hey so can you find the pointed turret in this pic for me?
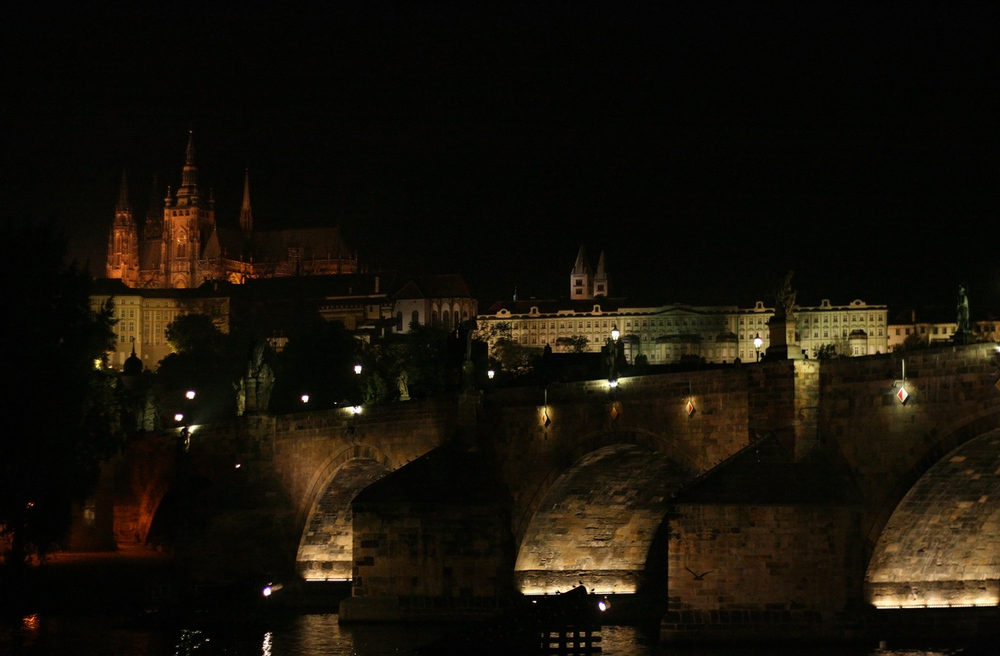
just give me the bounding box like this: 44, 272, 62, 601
594, 250, 609, 297
115, 169, 131, 214
176, 130, 199, 204
107, 169, 139, 286
570, 245, 592, 299
239, 169, 254, 233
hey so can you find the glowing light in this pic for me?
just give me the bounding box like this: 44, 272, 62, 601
487, 369, 495, 380
21, 614, 39, 632
235, 463, 241, 469
598, 599, 610, 612
354, 364, 362, 375
611, 326, 620, 341
185, 390, 196, 400
262, 582, 283, 597
352, 405, 362, 415
608, 380, 618, 388
174, 413, 184, 422
686, 399, 696, 416
896, 386, 908, 404
301, 394, 310, 403
262, 631, 273, 656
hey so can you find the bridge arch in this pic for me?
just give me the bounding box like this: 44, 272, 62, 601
513, 428, 701, 547
513, 432, 697, 596
862, 406, 1000, 555
865, 426, 1000, 609
295, 444, 395, 580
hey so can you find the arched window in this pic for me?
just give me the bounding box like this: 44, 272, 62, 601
443, 309, 451, 330
396, 312, 403, 331
411, 310, 419, 328
432, 310, 438, 325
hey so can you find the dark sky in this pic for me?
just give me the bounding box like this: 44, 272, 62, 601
3, 4, 998, 316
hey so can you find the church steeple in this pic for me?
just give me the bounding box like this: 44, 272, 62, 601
176, 130, 199, 205
239, 169, 253, 233
115, 169, 131, 214
570, 245, 592, 299
106, 169, 139, 286
593, 250, 609, 297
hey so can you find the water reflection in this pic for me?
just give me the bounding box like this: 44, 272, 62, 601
0, 613, 985, 656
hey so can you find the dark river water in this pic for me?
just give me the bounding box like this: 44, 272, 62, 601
0, 612, 984, 656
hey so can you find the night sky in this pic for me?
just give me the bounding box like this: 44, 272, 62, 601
4, 5, 997, 316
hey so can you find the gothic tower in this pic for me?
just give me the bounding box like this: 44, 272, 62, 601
239, 169, 253, 234
593, 250, 609, 297
162, 132, 216, 288
570, 245, 592, 300
106, 170, 139, 286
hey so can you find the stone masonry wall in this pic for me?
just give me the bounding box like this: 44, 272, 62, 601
664, 503, 862, 640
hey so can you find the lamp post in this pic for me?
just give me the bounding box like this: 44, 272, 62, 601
608, 325, 620, 386
754, 333, 762, 362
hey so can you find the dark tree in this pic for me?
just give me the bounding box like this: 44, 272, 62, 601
154, 313, 239, 423
270, 316, 360, 411
0, 223, 119, 572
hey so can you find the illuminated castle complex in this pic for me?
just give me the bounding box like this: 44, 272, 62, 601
106, 133, 356, 289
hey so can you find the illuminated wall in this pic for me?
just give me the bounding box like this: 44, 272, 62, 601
866, 427, 1000, 609
514, 444, 690, 595
296, 458, 388, 581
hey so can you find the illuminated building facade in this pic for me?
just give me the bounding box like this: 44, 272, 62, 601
91, 279, 231, 369
477, 248, 889, 364
105, 133, 356, 289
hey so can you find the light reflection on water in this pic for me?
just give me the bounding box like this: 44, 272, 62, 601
0, 613, 977, 656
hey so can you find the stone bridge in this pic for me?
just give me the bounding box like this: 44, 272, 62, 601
89, 342, 1000, 639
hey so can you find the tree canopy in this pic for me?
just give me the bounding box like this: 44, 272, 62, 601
0, 223, 119, 571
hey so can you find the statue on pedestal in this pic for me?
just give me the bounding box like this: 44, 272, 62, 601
241, 340, 274, 414
774, 270, 797, 319
955, 284, 972, 344
397, 369, 410, 401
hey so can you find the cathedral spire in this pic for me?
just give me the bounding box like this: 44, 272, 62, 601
176, 130, 199, 204
239, 169, 253, 233
594, 250, 609, 297
116, 169, 130, 214
570, 245, 592, 299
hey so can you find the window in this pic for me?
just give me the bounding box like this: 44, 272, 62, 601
412, 310, 420, 326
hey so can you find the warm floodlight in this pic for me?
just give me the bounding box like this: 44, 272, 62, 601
185, 390, 196, 400
352, 405, 362, 415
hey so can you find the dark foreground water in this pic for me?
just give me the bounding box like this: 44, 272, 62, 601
0, 613, 986, 656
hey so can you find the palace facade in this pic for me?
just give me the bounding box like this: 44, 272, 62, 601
477, 247, 889, 364
105, 133, 356, 289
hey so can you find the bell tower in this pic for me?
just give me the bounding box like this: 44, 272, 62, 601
106, 170, 139, 286
570, 245, 592, 300
162, 131, 215, 288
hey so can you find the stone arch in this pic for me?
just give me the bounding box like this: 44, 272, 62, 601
513, 434, 698, 596
862, 406, 1000, 555
294, 444, 395, 580
865, 427, 1000, 608
512, 428, 700, 546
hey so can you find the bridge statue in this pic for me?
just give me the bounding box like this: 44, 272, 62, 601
955, 283, 972, 344
239, 340, 274, 415
773, 270, 796, 319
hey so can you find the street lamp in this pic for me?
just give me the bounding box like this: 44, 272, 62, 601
753, 333, 762, 362
300, 394, 310, 404
487, 369, 495, 380
608, 325, 621, 385
354, 364, 363, 375
185, 390, 196, 400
